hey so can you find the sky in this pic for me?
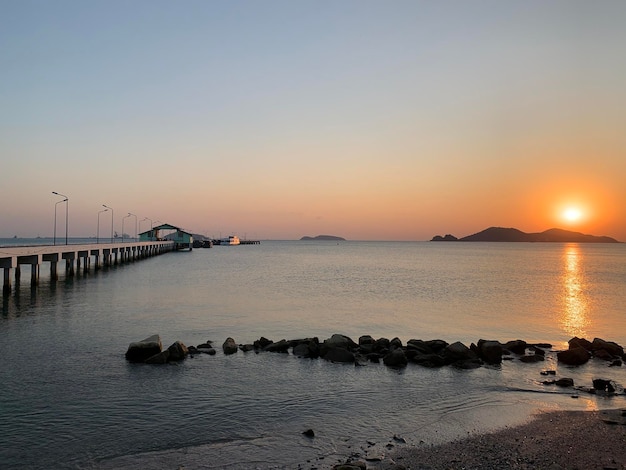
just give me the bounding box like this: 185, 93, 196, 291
1, 1, 625, 241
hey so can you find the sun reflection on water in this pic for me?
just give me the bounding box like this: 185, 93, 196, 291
560, 244, 590, 339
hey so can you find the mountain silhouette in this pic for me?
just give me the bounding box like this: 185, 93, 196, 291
431, 227, 619, 243
300, 235, 346, 241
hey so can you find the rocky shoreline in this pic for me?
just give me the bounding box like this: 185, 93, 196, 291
124, 334, 626, 469
125, 333, 626, 395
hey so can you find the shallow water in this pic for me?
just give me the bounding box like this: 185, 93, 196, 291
1, 241, 626, 469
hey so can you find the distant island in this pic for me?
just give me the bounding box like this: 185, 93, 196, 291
431, 227, 620, 243
300, 235, 346, 241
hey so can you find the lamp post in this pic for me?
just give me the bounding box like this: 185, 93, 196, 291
52, 192, 68, 245
140, 217, 153, 240
128, 213, 137, 241
122, 213, 131, 243
53, 195, 66, 246
97, 208, 108, 244
103, 205, 113, 242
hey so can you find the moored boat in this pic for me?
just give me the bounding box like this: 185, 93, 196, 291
220, 235, 240, 246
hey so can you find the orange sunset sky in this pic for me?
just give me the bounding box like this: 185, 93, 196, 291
1, 1, 625, 241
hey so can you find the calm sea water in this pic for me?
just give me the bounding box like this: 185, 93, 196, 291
1, 240, 626, 469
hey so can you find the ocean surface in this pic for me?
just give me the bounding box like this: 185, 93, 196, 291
1, 239, 626, 469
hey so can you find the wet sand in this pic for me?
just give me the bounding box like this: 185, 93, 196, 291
389, 409, 626, 470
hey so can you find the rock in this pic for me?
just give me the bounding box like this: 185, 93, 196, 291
292, 343, 308, 357
239, 343, 254, 352
593, 348, 614, 361
145, 349, 170, 364
359, 335, 376, 346
321, 334, 358, 357
504, 339, 527, 355
323, 346, 355, 363
425, 339, 449, 353
325, 334, 358, 350
454, 359, 482, 369
222, 337, 238, 355
197, 345, 216, 355
444, 341, 477, 365
477, 340, 503, 364
404, 348, 420, 361
568, 337, 592, 351
593, 378, 616, 393
302, 428, 315, 438
289, 336, 319, 347
411, 353, 445, 368
541, 370, 557, 375
293, 340, 320, 358
591, 338, 624, 357
125, 334, 163, 363
375, 337, 391, 352
253, 337, 273, 350
383, 348, 408, 368
555, 378, 574, 387
557, 346, 590, 365
389, 337, 403, 350
610, 359, 623, 367
406, 339, 434, 354
264, 339, 290, 353
545, 377, 574, 387
167, 341, 188, 361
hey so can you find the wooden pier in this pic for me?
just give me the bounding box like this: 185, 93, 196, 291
0, 241, 175, 294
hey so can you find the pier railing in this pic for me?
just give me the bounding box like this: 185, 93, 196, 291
1, 241, 175, 294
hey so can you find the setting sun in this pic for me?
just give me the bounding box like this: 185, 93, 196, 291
563, 207, 583, 222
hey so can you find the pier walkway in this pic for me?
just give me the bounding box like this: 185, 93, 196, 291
1, 241, 174, 294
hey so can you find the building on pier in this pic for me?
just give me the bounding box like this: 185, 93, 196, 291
139, 223, 193, 251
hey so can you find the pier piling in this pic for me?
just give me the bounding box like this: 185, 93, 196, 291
1, 241, 175, 295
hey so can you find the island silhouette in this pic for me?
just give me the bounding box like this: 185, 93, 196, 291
300, 235, 346, 241
431, 227, 620, 243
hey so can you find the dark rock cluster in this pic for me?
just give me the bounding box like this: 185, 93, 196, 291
557, 336, 624, 366
125, 333, 625, 373
124, 335, 189, 364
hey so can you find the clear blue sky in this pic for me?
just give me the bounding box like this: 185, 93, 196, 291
2, 1, 625, 240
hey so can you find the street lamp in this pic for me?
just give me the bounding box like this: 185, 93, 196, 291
103, 205, 113, 242
52, 192, 68, 245
97, 208, 108, 244
122, 213, 131, 243
52, 195, 66, 246
140, 217, 153, 240
128, 213, 137, 241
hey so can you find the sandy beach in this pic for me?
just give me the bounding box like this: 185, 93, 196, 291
385, 409, 626, 470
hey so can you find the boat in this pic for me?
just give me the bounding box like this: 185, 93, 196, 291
220, 235, 240, 246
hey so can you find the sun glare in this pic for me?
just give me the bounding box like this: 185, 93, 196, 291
563, 207, 583, 223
